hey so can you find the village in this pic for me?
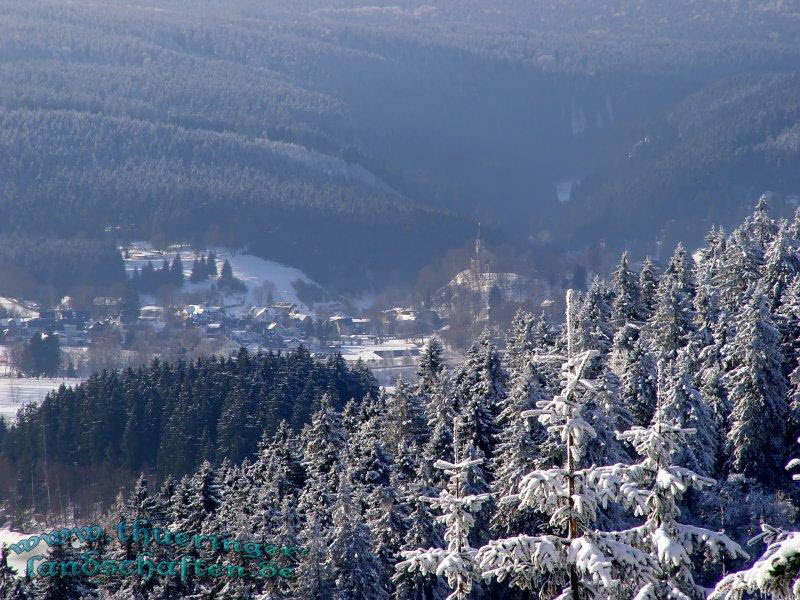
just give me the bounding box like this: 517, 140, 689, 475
0, 233, 571, 405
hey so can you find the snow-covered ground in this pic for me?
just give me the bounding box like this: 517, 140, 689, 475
125, 243, 327, 313
0, 296, 38, 319
0, 528, 43, 575
0, 378, 83, 423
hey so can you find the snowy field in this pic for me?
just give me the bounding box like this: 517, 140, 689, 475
0, 296, 38, 319
0, 528, 43, 575
125, 243, 324, 313
0, 378, 83, 423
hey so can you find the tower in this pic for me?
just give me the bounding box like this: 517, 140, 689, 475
471, 222, 484, 275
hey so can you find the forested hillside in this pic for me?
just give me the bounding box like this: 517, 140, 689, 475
0, 347, 377, 515
4, 1, 800, 288
4, 202, 800, 597
0, 236, 125, 304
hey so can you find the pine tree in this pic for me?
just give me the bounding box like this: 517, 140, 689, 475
32, 543, 94, 600
611, 323, 658, 426
504, 310, 535, 375
221, 258, 234, 281
476, 292, 656, 599
611, 251, 641, 327
190, 256, 205, 283
206, 250, 218, 278
170, 254, 184, 285
745, 194, 777, 252
295, 509, 333, 600
662, 243, 696, 299
759, 222, 800, 310
328, 469, 388, 600
718, 228, 763, 317
396, 430, 492, 600
451, 331, 507, 462
392, 460, 447, 600
385, 378, 429, 454
648, 266, 695, 363
450, 333, 507, 543
0, 544, 31, 599
638, 256, 660, 321
573, 278, 614, 356
655, 350, 717, 476
617, 417, 746, 599
491, 359, 548, 535
298, 394, 346, 524
710, 437, 800, 599
724, 294, 789, 484
367, 475, 409, 597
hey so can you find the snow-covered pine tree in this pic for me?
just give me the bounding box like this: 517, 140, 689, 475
32, 542, 96, 600
777, 276, 800, 380
505, 309, 536, 376
639, 257, 660, 322
655, 350, 717, 476
724, 293, 789, 484
417, 337, 447, 402
451, 332, 506, 543
345, 405, 393, 498
616, 417, 746, 599
573, 278, 614, 357
611, 251, 642, 327
610, 324, 657, 427
294, 509, 333, 600
395, 425, 493, 600
745, 194, 778, 253
393, 458, 448, 600
717, 228, 763, 318
327, 468, 388, 600
492, 359, 550, 535
451, 331, 506, 463
368, 473, 411, 598
0, 544, 31, 600
298, 393, 346, 524
662, 243, 696, 300
385, 378, 429, 455
759, 221, 800, 311
246, 421, 303, 538
647, 257, 696, 363
476, 291, 655, 599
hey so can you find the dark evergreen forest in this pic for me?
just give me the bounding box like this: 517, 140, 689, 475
0, 347, 377, 516
0, 236, 125, 304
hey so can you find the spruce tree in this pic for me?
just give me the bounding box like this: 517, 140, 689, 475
476, 292, 655, 598
327, 469, 388, 600
298, 394, 346, 524
610, 324, 657, 426
170, 254, 184, 285
416, 337, 447, 402
638, 256, 660, 321
611, 251, 641, 327
491, 359, 548, 535
654, 350, 717, 476
396, 431, 492, 600
617, 418, 746, 599
724, 294, 789, 484
648, 266, 695, 363
0, 544, 31, 600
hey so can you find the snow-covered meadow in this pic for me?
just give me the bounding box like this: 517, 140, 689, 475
124, 243, 326, 313
0, 528, 42, 575
0, 378, 83, 423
